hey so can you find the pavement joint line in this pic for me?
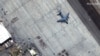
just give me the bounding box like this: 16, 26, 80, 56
22, 5, 58, 56
3, 0, 32, 16
41, 14, 65, 50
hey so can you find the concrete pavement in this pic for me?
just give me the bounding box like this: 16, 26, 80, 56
0, 0, 100, 56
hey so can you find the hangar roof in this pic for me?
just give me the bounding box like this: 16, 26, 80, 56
0, 22, 11, 44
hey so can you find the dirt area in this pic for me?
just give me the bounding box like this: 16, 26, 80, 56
79, 0, 100, 30
8, 44, 22, 56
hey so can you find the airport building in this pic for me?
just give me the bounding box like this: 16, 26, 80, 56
0, 22, 14, 48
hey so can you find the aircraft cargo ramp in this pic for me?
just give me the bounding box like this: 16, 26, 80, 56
0, 0, 100, 56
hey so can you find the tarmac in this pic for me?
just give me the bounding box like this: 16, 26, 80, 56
72, 0, 100, 44
0, 0, 100, 56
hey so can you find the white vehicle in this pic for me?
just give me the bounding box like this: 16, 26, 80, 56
27, 43, 42, 56
28, 48, 38, 56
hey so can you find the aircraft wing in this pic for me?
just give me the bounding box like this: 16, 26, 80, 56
65, 13, 69, 20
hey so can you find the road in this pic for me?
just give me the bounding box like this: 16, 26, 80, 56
68, 0, 100, 45
0, 0, 100, 56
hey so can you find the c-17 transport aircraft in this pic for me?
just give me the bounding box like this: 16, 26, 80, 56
57, 10, 69, 24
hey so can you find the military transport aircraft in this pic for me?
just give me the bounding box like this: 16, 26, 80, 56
57, 10, 69, 24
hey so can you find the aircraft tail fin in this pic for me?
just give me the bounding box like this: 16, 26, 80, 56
57, 20, 62, 22
65, 21, 68, 24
